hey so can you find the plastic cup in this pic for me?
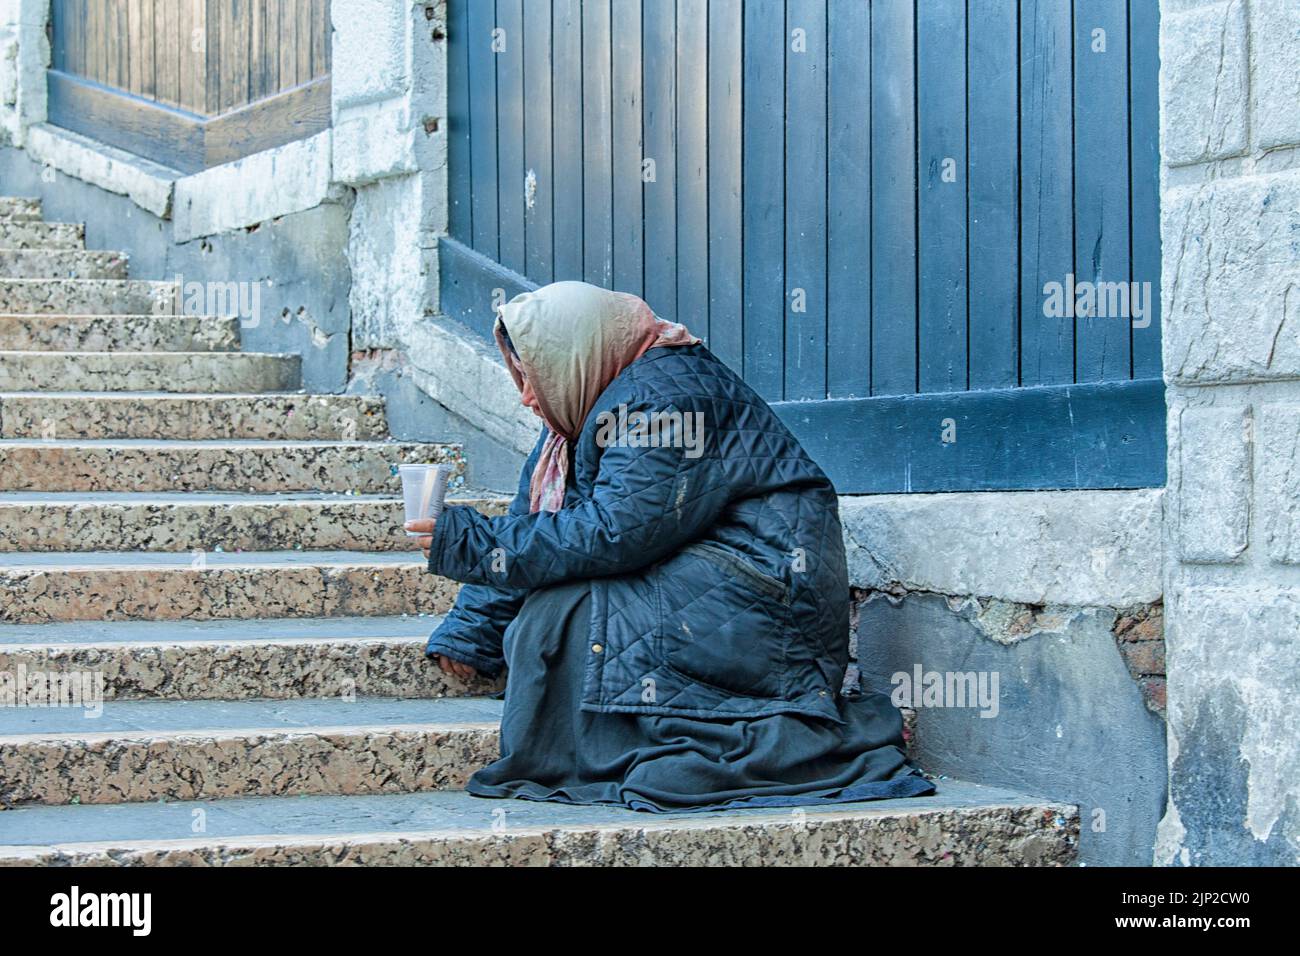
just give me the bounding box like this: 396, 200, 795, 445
399, 463, 451, 537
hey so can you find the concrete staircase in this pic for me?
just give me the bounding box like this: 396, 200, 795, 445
0, 196, 1079, 866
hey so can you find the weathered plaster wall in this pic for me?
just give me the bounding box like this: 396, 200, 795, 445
843, 491, 1168, 867
1156, 0, 1300, 865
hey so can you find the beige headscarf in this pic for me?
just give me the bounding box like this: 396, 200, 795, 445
494, 281, 700, 512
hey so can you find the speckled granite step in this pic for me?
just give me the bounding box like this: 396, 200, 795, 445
0, 314, 239, 351
0, 197, 41, 221
0, 616, 504, 701
0, 439, 460, 492
0, 249, 128, 279
0, 551, 461, 623
0, 350, 299, 392
0, 391, 387, 439
0, 221, 85, 249
0, 278, 175, 314
0, 490, 502, 553
0, 697, 504, 807
0, 491, 415, 552
0, 780, 1079, 866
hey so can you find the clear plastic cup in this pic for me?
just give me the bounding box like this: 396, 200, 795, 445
399, 463, 451, 536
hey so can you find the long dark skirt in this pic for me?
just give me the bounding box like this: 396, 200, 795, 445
466, 579, 936, 812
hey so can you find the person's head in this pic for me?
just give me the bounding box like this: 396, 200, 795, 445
493, 281, 697, 440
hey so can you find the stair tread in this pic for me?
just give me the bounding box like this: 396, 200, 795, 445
0, 438, 433, 447
0, 694, 502, 738
0, 491, 403, 503
0, 549, 426, 568
0, 349, 293, 357
0, 778, 1057, 848
0, 614, 440, 646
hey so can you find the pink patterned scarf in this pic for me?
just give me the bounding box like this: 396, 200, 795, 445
494, 281, 700, 513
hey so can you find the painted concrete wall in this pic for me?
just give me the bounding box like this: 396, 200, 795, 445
1157, 0, 1300, 865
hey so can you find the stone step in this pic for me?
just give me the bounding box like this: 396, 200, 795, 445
0, 314, 239, 351
0, 249, 128, 280
0, 490, 501, 553
0, 491, 410, 552
0, 221, 86, 250
0, 278, 174, 314
0, 391, 388, 440
0, 551, 461, 623
0, 696, 504, 807
0, 616, 505, 701
0, 197, 41, 221
0, 350, 299, 392
0, 439, 458, 492
0, 780, 1079, 866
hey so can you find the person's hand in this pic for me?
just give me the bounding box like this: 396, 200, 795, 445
435, 654, 477, 681
406, 518, 436, 559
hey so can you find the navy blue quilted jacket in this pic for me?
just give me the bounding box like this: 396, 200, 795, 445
425, 343, 850, 724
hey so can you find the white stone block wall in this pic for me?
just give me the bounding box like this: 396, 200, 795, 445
1157, 0, 1300, 865
0, 0, 47, 147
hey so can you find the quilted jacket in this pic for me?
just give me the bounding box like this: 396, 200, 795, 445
424, 342, 850, 724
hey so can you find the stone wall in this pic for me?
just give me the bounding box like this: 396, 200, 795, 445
0, 0, 46, 148
843, 491, 1169, 867
1156, 0, 1300, 865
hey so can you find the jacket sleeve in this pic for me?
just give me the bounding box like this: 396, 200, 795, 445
426, 397, 731, 590
423, 426, 547, 677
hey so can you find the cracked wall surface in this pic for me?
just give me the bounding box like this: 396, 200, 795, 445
842, 490, 1168, 867
1157, 0, 1300, 866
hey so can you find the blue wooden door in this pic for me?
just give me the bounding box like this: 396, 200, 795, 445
441, 0, 1164, 493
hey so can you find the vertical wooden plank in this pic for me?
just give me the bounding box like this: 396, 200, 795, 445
968, 0, 1020, 390
676, 0, 708, 333
296, 0, 312, 85
86, 1, 101, 85
742, 0, 785, 400
447, 0, 474, 244
153, 0, 177, 108
204, 0, 221, 115
707, 0, 742, 371
249, 0, 264, 100
784, 0, 827, 400
222, 0, 251, 113
1074, 0, 1131, 382
262, 0, 281, 96
827, 0, 871, 398
127, 0, 142, 94
179, 0, 207, 114
468, 0, 500, 260
312, 0, 328, 78
524, 0, 555, 283
103, 0, 123, 90
50, 0, 67, 72
582, 0, 613, 288
550, 0, 583, 280
497, 0, 527, 275
279, 0, 299, 99
138, 0, 155, 99
917, 0, 968, 393
641, 0, 676, 317
1019, 0, 1074, 386
870, 0, 917, 396
1130, 0, 1162, 379
610, 0, 642, 296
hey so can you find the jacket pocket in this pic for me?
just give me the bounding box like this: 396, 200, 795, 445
654, 542, 791, 698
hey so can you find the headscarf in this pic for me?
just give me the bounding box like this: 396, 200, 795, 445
494, 281, 700, 512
